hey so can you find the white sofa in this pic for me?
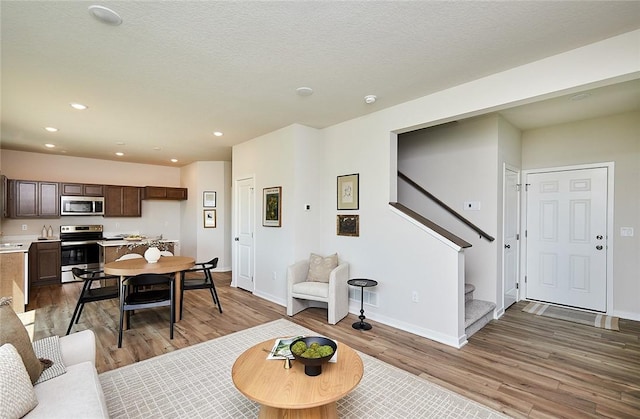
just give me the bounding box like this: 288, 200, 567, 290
26, 330, 109, 419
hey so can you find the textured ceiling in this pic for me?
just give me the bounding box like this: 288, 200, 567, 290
1, 1, 639, 166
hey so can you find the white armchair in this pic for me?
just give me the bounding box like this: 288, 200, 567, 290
287, 258, 349, 325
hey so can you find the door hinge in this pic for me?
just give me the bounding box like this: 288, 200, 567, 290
524, 276, 527, 283
525, 230, 527, 238
516, 233, 520, 240
516, 183, 521, 192
516, 283, 519, 289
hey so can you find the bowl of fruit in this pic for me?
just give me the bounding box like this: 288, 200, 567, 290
289, 336, 337, 376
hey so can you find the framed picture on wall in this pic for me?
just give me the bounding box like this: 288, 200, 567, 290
203, 191, 217, 207
204, 209, 216, 228
263, 186, 282, 227
337, 173, 359, 210
337, 214, 359, 236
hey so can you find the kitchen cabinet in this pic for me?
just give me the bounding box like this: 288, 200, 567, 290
142, 186, 188, 200
104, 185, 142, 217
0, 252, 26, 312
61, 183, 104, 197
29, 241, 61, 286
8, 179, 59, 218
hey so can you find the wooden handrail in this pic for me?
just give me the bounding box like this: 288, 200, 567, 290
397, 171, 495, 242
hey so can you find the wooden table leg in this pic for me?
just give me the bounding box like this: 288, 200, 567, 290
258, 402, 337, 419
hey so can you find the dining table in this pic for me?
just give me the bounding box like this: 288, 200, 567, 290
103, 255, 195, 323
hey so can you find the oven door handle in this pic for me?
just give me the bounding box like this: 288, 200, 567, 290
61, 240, 100, 246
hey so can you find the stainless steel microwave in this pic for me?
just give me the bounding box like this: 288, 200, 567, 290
60, 196, 105, 216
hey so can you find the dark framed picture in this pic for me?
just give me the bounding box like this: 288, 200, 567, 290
204, 209, 216, 228
263, 186, 282, 227
337, 214, 359, 237
337, 173, 359, 210
203, 191, 217, 207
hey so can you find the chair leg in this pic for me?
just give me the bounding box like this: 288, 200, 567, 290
170, 283, 175, 340
75, 304, 85, 324
179, 272, 184, 320
118, 310, 124, 348
66, 302, 83, 335
205, 268, 222, 314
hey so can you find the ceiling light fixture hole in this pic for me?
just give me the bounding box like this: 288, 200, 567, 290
88, 5, 123, 26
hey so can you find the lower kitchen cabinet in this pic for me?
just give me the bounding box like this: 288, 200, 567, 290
29, 241, 61, 286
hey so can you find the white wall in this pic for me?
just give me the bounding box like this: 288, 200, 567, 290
397, 115, 500, 304
180, 161, 232, 269
232, 30, 640, 346
522, 111, 640, 320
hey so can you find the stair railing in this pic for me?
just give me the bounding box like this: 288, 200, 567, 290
397, 171, 495, 242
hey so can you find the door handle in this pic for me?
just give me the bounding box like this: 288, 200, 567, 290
234, 237, 239, 241
504, 244, 511, 249
596, 245, 603, 250
596, 235, 603, 240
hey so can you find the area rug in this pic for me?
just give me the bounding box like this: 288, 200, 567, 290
523, 302, 619, 331
99, 319, 506, 418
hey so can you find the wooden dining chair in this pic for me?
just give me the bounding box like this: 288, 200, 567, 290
180, 257, 221, 319
118, 273, 175, 348
66, 267, 120, 335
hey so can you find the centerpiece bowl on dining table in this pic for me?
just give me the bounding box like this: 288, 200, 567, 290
289, 336, 337, 376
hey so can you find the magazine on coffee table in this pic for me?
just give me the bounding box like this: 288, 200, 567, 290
267, 336, 337, 362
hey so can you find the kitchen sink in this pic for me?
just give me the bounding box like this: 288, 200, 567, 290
0, 243, 24, 249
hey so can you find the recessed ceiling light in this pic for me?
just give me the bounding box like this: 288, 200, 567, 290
115, 152, 124, 156
296, 87, 313, 96
88, 5, 123, 26
170, 159, 178, 163
213, 131, 223, 137
70, 103, 88, 110
44, 143, 56, 148
364, 95, 377, 104
153, 147, 161, 151
116, 141, 125, 146
44, 127, 58, 132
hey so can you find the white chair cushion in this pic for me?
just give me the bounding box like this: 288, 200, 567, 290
292, 281, 329, 299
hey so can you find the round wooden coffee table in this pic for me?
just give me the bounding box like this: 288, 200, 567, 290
232, 339, 363, 419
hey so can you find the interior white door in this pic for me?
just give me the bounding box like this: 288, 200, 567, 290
234, 177, 255, 292
525, 167, 608, 312
503, 166, 520, 309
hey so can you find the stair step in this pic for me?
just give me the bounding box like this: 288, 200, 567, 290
465, 299, 496, 338
464, 283, 475, 302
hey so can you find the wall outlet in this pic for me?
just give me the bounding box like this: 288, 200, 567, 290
412, 291, 419, 303
21, 224, 27, 231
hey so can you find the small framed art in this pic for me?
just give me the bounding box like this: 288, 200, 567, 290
203, 191, 217, 207
204, 209, 216, 228
337, 214, 359, 237
263, 186, 282, 227
337, 173, 359, 210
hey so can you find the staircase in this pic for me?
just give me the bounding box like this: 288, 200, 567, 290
464, 284, 495, 338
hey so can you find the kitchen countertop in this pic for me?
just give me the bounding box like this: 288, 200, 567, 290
0, 236, 60, 254
99, 239, 178, 247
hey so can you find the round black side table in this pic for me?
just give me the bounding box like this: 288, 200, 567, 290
347, 279, 378, 330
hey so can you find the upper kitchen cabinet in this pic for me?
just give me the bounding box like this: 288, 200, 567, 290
7, 179, 59, 218
142, 186, 188, 200
104, 185, 142, 217
60, 182, 104, 197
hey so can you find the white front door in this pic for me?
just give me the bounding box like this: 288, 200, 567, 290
503, 166, 520, 309
234, 177, 255, 292
525, 167, 608, 312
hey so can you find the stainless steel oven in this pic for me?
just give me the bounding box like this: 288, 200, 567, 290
60, 225, 104, 283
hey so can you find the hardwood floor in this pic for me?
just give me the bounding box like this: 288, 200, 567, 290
27, 273, 640, 418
